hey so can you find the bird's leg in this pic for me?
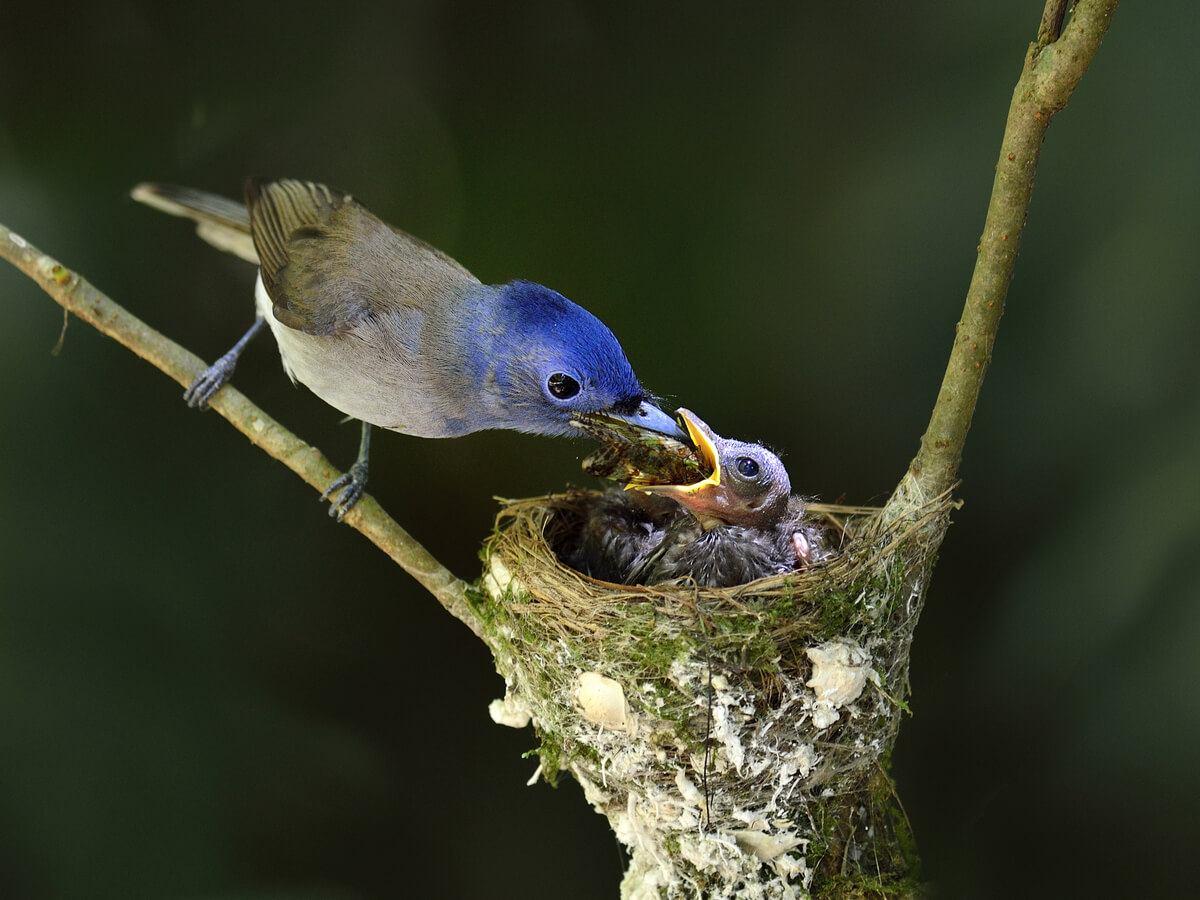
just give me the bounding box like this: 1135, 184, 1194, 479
322, 421, 371, 521
184, 317, 266, 408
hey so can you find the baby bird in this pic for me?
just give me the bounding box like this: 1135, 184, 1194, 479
634, 409, 791, 529
133, 178, 683, 518
630, 495, 818, 587
568, 409, 822, 587
564, 488, 680, 584
629, 409, 816, 586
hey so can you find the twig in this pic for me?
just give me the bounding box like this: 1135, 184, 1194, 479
0, 222, 482, 639
1038, 0, 1070, 47
900, 0, 1120, 509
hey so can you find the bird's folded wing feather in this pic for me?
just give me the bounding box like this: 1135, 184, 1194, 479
245, 178, 481, 337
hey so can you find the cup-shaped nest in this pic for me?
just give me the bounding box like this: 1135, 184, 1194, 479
476, 487, 954, 896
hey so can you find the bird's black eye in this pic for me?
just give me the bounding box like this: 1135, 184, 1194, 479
736, 457, 760, 478
547, 372, 581, 400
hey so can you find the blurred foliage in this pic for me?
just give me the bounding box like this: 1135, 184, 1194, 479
1, 2, 1196, 898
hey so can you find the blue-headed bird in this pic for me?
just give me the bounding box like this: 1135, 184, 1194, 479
132, 178, 683, 518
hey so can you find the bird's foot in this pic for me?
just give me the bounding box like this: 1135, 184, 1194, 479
184, 318, 266, 409
791, 527, 831, 569
184, 352, 238, 409
792, 530, 813, 567
322, 460, 369, 521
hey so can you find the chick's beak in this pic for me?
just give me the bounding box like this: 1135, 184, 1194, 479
606, 400, 690, 442
635, 409, 733, 528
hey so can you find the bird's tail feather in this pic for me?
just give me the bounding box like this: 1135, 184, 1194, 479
131, 183, 259, 264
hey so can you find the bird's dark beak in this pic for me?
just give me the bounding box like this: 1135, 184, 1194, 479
605, 400, 690, 442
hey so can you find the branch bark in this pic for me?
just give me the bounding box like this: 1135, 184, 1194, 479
900, 0, 1120, 508
0, 222, 481, 640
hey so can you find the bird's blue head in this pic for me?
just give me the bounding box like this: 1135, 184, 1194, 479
479, 281, 683, 439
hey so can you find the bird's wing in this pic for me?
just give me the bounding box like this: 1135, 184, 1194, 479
246, 178, 480, 336
130, 183, 258, 263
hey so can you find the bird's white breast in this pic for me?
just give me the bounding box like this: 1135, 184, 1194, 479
253, 273, 459, 436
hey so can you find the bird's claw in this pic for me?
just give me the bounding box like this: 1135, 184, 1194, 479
792, 530, 812, 567
184, 352, 238, 409
322, 462, 369, 521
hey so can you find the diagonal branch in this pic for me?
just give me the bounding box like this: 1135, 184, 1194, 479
0, 222, 481, 639
895, 0, 1120, 512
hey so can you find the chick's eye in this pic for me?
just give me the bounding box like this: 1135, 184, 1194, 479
736, 457, 760, 478
547, 372, 581, 400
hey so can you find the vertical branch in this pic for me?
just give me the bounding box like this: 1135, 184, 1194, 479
898, 0, 1120, 510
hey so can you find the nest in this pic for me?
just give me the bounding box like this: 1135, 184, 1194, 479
478, 486, 956, 898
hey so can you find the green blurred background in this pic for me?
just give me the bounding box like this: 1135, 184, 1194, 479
2, 2, 1197, 897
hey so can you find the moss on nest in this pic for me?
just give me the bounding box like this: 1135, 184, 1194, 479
476, 487, 955, 898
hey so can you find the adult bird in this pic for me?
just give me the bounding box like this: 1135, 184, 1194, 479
132, 178, 684, 518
